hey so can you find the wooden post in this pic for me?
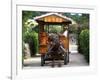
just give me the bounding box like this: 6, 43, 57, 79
37, 21, 45, 55
48, 24, 49, 33
67, 24, 70, 62
38, 21, 44, 32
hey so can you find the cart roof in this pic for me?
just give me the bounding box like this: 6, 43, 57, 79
34, 13, 76, 24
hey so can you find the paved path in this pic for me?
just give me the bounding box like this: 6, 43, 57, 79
23, 52, 88, 69
23, 44, 88, 68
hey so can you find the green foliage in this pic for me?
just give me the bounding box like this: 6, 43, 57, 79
69, 24, 78, 34
63, 12, 89, 41
22, 11, 41, 56
22, 11, 44, 33
23, 31, 38, 56
79, 29, 89, 63
63, 13, 89, 25
47, 25, 63, 33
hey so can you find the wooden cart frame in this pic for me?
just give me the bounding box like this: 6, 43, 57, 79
34, 13, 72, 66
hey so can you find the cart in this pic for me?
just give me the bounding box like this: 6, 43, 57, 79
34, 13, 72, 66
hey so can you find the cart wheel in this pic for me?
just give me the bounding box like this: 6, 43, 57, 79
67, 52, 69, 63
41, 55, 45, 66
64, 53, 67, 65
51, 60, 55, 67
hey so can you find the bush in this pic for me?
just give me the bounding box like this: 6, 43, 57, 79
79, 29, 89, 63
23, 31, 38, 56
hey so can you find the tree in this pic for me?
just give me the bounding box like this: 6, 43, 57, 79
79, 29, 89, 63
